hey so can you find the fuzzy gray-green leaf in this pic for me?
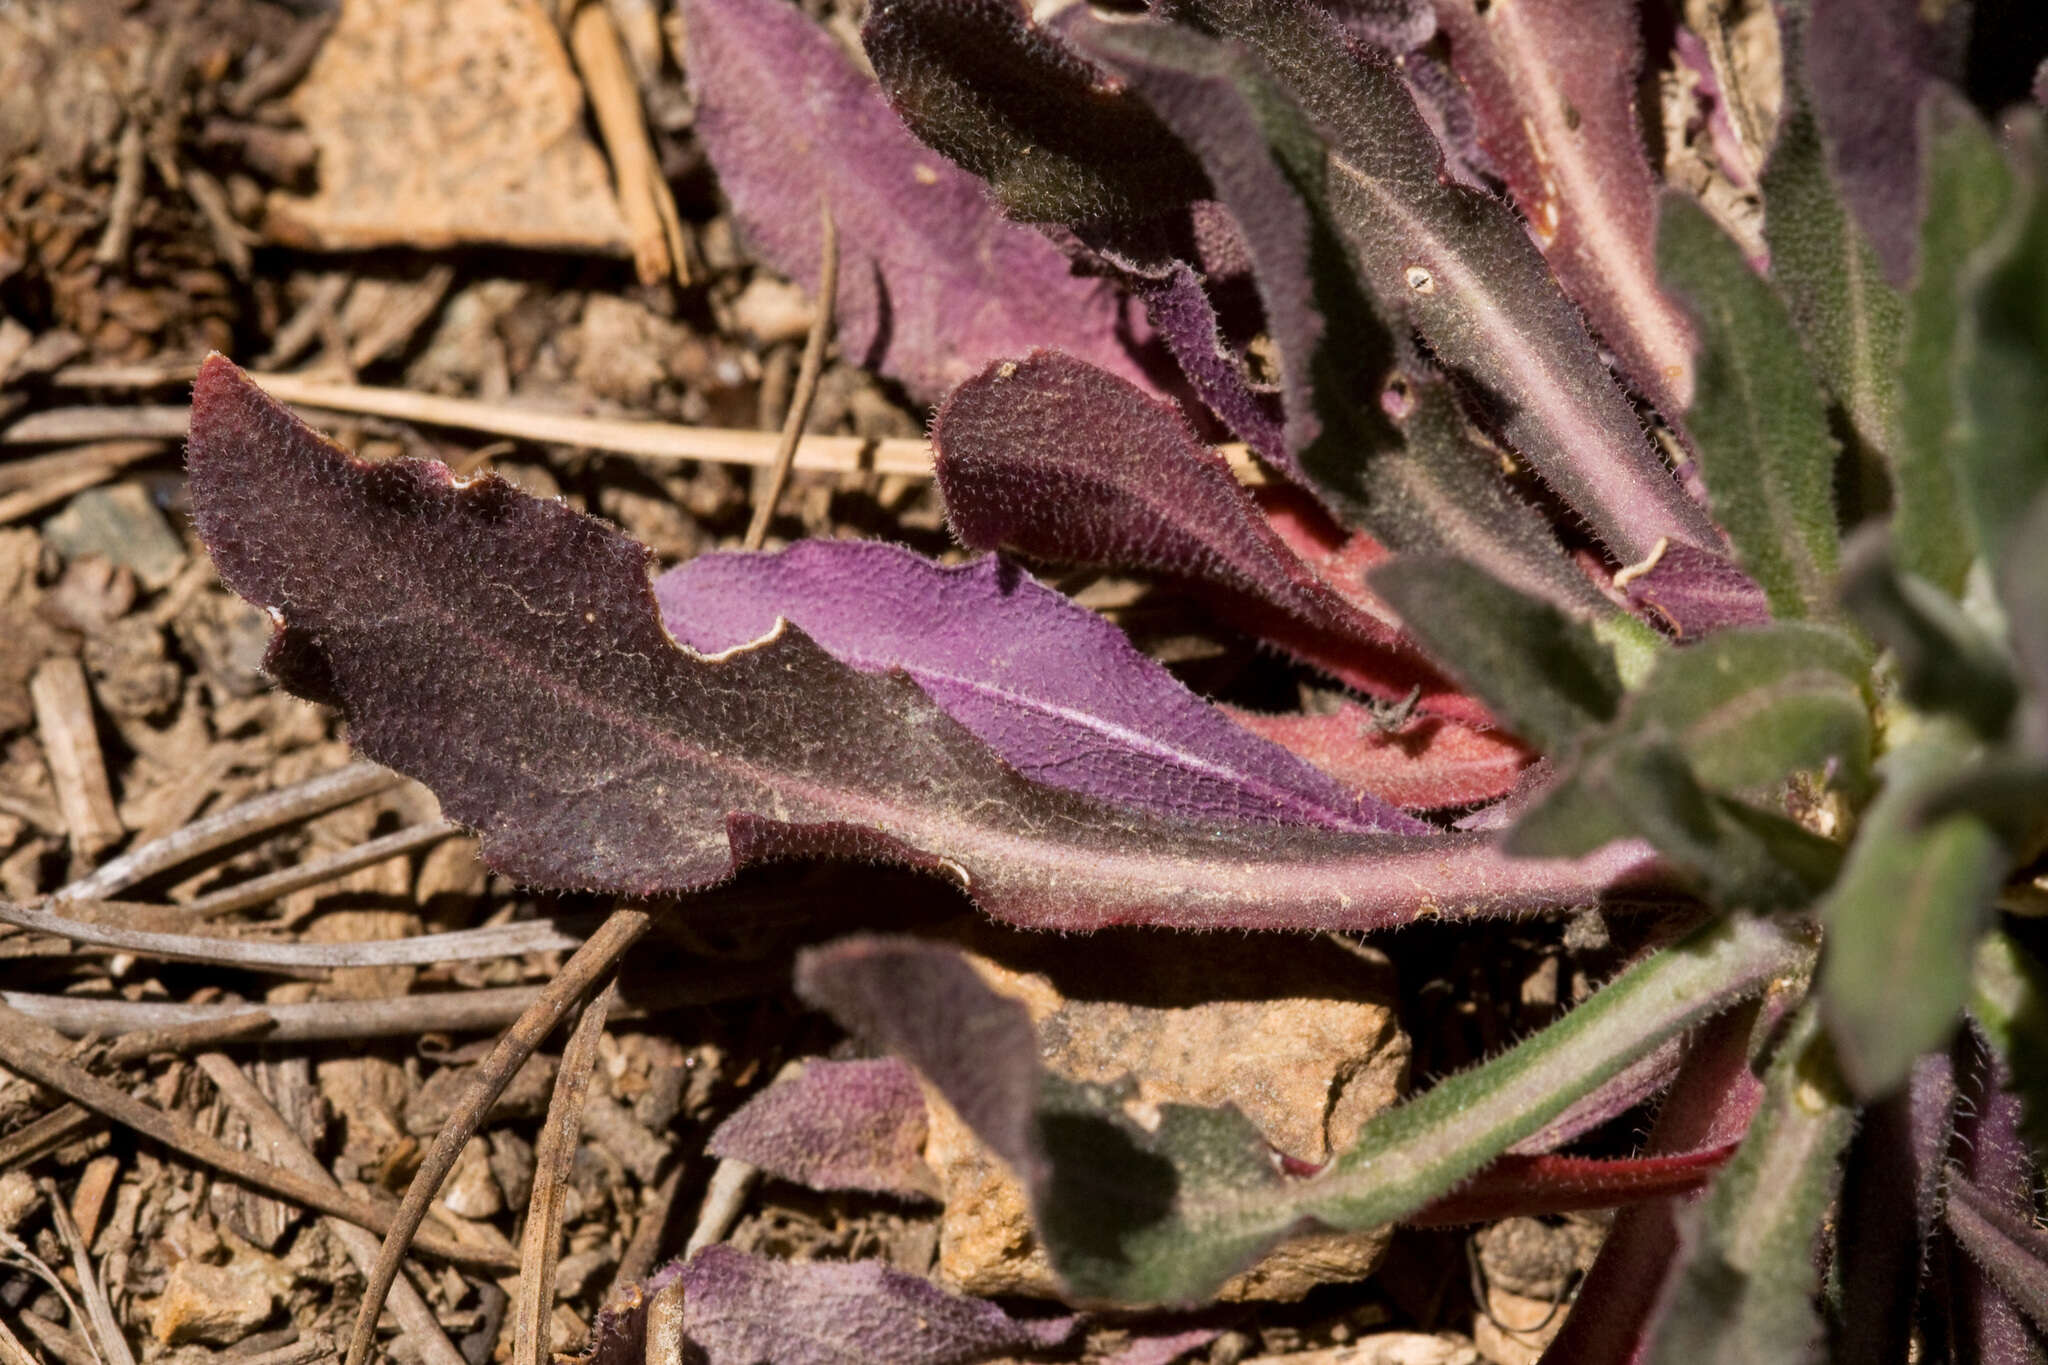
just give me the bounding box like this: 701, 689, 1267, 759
1820, 728, 2007, 1099
1658, 193, 1841, 618
1763, 0, 1906, 493
1644, 1009, 1856, 1365
1952, 111, 2048, 578
1369, 555, 1621, 752
1896, 94, 2014, 593
1970, 931, 2048, 1153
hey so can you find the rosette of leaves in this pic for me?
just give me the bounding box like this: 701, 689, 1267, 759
184, 0, 2048, 1360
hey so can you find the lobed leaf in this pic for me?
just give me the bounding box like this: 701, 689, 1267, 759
799, 915, 1806, 1305
680, 1244, 1079, 1364
680, 0, 1147, 405
655, 539, 1427, 832
1433, 0, 1696, 415
1642, 1009, 1857, 1365
1657, 192, 1841, 619
705, 1057, 939, 1201
859, 0, 1209, 226
188, 357, 1660, 932
1895, 96, 2014, 592
1163, 0, 1725, 567
1762, 0, 1907, 485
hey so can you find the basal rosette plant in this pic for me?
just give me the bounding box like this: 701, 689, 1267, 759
183, 0, 2048, 1360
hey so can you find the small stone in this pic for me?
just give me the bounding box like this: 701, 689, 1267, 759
149, 1257, 287, 1345
728, 274, 816, 347
1476, 1218, 1578, 1299
438, 1136, 503, 1219
1473, 1286, 1565, 1365
0, 1170, 41, 1232
42, 484, 185, 589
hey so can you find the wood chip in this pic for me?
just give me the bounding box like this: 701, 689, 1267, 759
30, 656, 125, 860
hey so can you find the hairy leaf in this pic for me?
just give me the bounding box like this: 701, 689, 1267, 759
1762, 0, 1907, 483
860, 0, 1209, 225
1370, 555, 1622, 752
1161, 0, 1724, 566
188, 358, 1658, 931
1644, 1010, 1856, 1365
654, 540, 1426, 832
1953, 112, 2048, 579
1947, 1174, 2048, 1337
681, 1245, 1079, 1364
1971, 932, 2048, 1153
705, 1058, 938, 1201
1840, 527, 2018, 740
1896, 97, 2014, 592
1407, 1145, 1734, 1227
931, 351, 1479, 716
1949, 1033, 2048, 1363
799, 916, 1805, 1304
1134, 260, 1287, 465
1805, 0, 1967, 286
1224, 704, 1530, 810
1622, 540, 1775, 639
1434, 0, 1696, 415
680, 0, 1147, 404
2006, 488, 2048, 756
1658, 192, 1841, 618
1540, 1000, 1775, 1364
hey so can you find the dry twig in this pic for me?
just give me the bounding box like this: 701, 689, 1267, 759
44, 1181, 136, 1365
344, 904, 654, 1365
744, 205, 838, 551
565, 0, 691, 286
512, 980, 617, 1365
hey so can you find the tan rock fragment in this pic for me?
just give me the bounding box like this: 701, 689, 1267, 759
1473, 1285, 1567, 1365
922, 930, 1410, 1302
149, 1254, 291, 1345
1246, 1335, 1481, 1365
265, 0, 631, 255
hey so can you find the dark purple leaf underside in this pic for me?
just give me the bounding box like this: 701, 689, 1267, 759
1623, 541, 1774, 639
1537, 1001, 1769, 1365
655, 539, 1425, 832
1103, 1328, 1225, 1365
1135, 261, 1288, 466
1947, 1175, 2048, 1338
190, 358, 1652, 930
1952, 1038, 2048, 1358
1805, 0, 1966, 287
932, 350, 1484, 720
682, 1245, 1079, 1365
705, 1057, 938, 1201
681, 0, 1149, 405
1434, 0, 1696, 416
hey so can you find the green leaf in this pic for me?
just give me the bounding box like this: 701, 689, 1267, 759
1840, 529, 2018, 740
1951, 109, 2048, 575
1645, 1008, 1856, 1365
803, 915, 1810, 1305
1970, 931, 2048, 1155
1762, 0, 1906, 505
1896, 94, 2015, 593
1999, 486, 2048, 752
1369, 555, 1622, 752
1820, 728, 2008, 1099
1658, 193, 1841, 618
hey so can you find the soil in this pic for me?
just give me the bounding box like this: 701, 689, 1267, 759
0, 2, 1685, 1362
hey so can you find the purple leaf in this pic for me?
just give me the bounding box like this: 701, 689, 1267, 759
1805, 0, 1970, 287
681, 0, 1150, 405
706, 1058, 938, 1201
1946, 1174, 2048, 1338
1408, 1144, 1734, 1227
1509, 1034, 1686, 1156
1951, 1033, 2048, 1360
1134, 260, 1287, 467
1621, 541, 1773, 639
931, 350, 1487, 721
682, 1245, 1079, 1365
188, 356, 1657, 931
1103, 1328, 1224, 1365
655, 539, 1426, 832
859, 0, 1209, 225
1433, 0, 1697, 416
